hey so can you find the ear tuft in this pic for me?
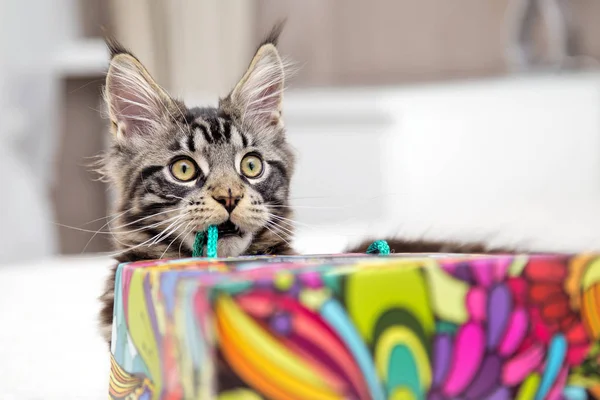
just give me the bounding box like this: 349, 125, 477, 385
104, 36, 131, 59
259, 19, 286, 48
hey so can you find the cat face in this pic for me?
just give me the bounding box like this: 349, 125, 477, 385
101, 25, 295, 259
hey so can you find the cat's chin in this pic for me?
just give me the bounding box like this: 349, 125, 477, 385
216, 232, 253, 258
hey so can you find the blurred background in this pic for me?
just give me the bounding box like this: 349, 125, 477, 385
1, 0, 600, 398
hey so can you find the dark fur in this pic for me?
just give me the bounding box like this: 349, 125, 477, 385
346, 238, 517, 254
99, 24, 296, 344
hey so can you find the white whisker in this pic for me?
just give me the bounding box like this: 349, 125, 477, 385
103, 222, 182, 258
151, 215, 186, 245
267, 213, 301, 226
110, 214, 185, 235
161, 221, 190, 259
164, 194, 191, 203
108, 206, 187, 230
266, 219, 295, 237
79, 209, 129, 226
264, 223, 292, 247
179, 220, 196, 258
81, 211, 126, 253
267, 204, 344, 210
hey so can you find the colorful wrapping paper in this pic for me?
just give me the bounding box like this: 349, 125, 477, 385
108, 253, 600, 400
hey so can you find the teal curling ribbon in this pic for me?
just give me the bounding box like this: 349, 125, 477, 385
192, 225, 219, 258
193, 228, 388, 258
366, 240, 390, 255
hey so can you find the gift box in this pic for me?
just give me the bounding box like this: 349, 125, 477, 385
108, 253, 600, 399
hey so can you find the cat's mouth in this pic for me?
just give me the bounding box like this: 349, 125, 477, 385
217, 220, 242, 238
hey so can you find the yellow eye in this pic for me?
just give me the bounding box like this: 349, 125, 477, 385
240, 154, 264, 178
170, 158, 198, 182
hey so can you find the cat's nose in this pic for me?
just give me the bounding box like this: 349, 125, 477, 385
213, 188, 242, 213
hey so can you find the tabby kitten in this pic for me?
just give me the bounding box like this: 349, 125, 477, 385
98, 25, 510, 344
99, 25, 296, 342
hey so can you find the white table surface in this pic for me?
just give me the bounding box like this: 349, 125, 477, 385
0, 256, 113, 400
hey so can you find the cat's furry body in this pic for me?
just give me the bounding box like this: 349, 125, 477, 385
98, 24, 512, 345
346, 238, 513, 254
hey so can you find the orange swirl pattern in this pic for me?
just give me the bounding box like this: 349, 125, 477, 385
109, 353, 154, 399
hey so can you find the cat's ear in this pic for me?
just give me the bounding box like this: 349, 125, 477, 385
104, 41, 176, 141
224, 23, 286, 132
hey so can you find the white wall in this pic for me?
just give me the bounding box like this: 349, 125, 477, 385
0, 0, 85, 263
285, 72, 600, 253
